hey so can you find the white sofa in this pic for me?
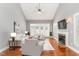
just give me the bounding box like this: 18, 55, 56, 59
21, 39, 43, 56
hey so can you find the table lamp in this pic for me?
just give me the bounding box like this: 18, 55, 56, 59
25, 31, 28, 35
11, 32, 16, 41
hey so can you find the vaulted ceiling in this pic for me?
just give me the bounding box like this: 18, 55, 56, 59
20, 3, 59, 20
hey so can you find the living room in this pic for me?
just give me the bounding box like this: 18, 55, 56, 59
0, 3, 79, 56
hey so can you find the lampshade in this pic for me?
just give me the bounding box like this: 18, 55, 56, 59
25, 31, 28, 34
11, 32, 16, 37
67, 18, 72, 23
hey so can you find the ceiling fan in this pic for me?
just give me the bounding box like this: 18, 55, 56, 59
37, 3, 42, 14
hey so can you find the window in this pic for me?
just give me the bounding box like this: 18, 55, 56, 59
30, 24, 50, 37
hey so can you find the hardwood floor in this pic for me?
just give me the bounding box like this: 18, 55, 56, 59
0, 38, 79, 56
41, 38, 79, 56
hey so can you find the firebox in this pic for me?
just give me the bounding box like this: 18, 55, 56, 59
58, 34, 65, 45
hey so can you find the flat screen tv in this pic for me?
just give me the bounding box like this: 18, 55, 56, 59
58, 19, 67, 29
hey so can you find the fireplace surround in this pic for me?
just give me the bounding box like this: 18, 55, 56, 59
58, 34, 65, 45
58, 32, 68, 47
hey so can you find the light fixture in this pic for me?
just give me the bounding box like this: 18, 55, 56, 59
11, 32, 16, 38
25, 31, 28, 35
37, 3, 42, 14
66, 17, 72, 23
11, 32, 16, 42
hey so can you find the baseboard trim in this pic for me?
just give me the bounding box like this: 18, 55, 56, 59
0, 46, 9, 53
68, 46, 79, 53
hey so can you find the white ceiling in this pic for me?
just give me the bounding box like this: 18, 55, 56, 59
20, 3, 59, 20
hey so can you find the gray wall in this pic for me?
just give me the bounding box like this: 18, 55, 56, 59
0, 3, 26, 51
53, 3, 79, 51
26, 20, 53, 33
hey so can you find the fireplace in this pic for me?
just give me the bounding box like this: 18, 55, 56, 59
58, 34, 65, 45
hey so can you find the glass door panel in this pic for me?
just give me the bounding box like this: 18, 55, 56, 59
30, 24, 50, 37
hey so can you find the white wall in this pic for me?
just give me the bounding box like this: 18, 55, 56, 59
53, 22, 58, 41
0, 3, 26, 52
53, 3, 79, 51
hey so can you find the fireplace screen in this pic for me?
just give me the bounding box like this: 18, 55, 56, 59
59, 34, 65, 45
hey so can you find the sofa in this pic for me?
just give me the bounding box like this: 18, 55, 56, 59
21, 39, 43, 56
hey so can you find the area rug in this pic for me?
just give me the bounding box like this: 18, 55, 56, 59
43, 38, 54, 50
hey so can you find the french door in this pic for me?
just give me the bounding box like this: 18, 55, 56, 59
30, 24, 50, 37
